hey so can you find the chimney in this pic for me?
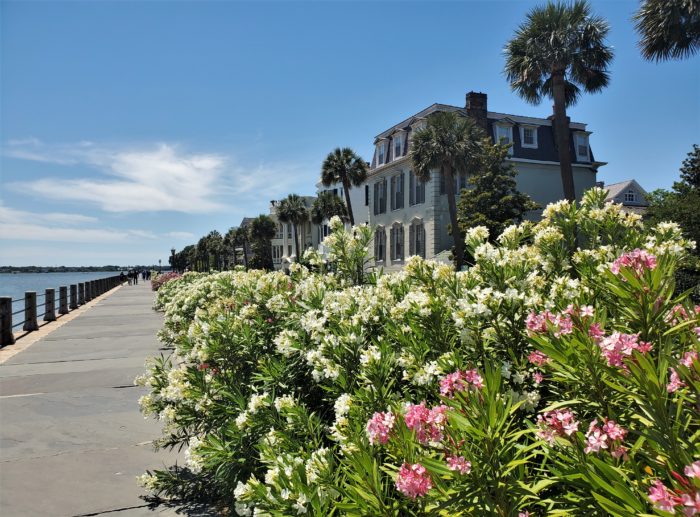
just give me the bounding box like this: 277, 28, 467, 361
466, 91, 488, 131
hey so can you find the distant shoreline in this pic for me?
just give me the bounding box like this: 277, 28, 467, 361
0, 266, 158, 274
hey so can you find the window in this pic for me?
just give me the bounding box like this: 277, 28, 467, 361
377, 142, 386, 166
624, 189, 636, 203
287, 245, 292, 257
275, 223, 283, 240
390, 223, 404, 261
393, 132, 404, 159
409, 171, 425, 205
520, 126, 538, 148
373, 178, 387, 215
365, 185, 369, 206
374, 227, 386, 262
390, 172, 404, 211
575, 133, 590, 162
494, 124, 514, 155
272, 245, 283, 264
409, 220, 426, 258
286, 224, 292, 239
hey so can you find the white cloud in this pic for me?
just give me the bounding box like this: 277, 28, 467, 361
4, 139, 311, 214
165, 231, 196, 239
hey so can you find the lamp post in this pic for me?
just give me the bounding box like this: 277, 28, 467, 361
171, 248, 176, 272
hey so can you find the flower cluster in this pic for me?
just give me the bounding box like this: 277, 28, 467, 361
404, 402, 448, 444
597, 332, 653, 369
439, 369, 484, 397
536, 409, 579, 444
583, 418, 628, 459
610, 248, 657, 278
648, 462, 700, 515
366, 411, 395, 445
395, 463, 433, 499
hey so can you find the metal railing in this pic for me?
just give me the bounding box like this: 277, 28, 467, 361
0, 275, 124, 348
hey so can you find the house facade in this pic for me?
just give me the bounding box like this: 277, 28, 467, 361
268, 196, 320, 270
604, 179, 649, 215
365, 91, 604, 269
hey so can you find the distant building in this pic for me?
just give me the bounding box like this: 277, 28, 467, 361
603, 179, 649, 215
268, 196, 319, 271
364, 90, 604, 269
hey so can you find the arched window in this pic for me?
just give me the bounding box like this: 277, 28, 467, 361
409, 219, 426, 258
374, 226, 386, 263
390, 223, 404, 261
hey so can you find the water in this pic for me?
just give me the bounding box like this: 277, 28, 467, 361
0, 272, 124, 318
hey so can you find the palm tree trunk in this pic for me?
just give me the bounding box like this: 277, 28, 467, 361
342, 178, 355, 226
552, 70, 576, 202
443, 164, 464, 270
293, 223, 300, 261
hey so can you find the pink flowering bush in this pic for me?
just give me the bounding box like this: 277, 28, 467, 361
136, 189, 699, 516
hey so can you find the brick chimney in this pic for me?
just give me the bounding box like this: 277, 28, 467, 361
465, 91, 488, 131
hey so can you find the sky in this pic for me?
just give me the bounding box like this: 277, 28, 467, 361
0, 0, 698, 267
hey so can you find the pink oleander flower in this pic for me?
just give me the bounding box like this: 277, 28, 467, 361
666, 304, 690, 325
528, 350, 550, 367
404, 403, 448, 444
611, 249, 657, 279
580, 305, 594, 318
584, 419, 628, 458
533, 372, 544, 384
536, 409, 579, 444
553, 313, 574, 337
648, 480, 676, 512
685, 461, 700, 479
588, 323, 605, 341
681, 351, 699, 368
366, 411, 395, 445
611, 446, 629, 461
396, 462, 433, 499
679, 492, 700, 515
668, 368, 686, 393
518, 512, 530, 517
439, 369, 483, 397
446, 455, 471, 475
525, 310, 555, 334
584, 427, 608, 454
598, 332, 652, 369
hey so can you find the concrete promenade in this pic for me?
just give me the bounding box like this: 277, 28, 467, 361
0, 282, 197, 516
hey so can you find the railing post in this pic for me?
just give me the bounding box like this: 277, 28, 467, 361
85, 282, 92, 302
69, 284, 78, 310
23, 291, 39, 331
78, 283, 85, 305
44, 288, 56, 322
0, 297, 15, 347
59, 286, 69, 315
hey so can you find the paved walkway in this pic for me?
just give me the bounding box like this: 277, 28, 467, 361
0, 282, 202, 517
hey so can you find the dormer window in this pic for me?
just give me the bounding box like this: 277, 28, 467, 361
624, 189, 636, 203
393, 132, 405, 159
574, 133, 590, 162
520, 125, 538, 149
377, 141, 387, 166
494, 123, 513, 155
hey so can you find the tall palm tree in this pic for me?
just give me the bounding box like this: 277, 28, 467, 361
320, 147, 369, 226
196, 235, 208, 272
410, 111, 484, 270
310, 191, 348, 225
634, 0, 700, 61
224, 227, 239, 269
206, 230, 223, 271
277, 194, 309, 260
504, 0, 613, 201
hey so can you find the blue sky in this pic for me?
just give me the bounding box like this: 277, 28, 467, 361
1, 0, 698, 266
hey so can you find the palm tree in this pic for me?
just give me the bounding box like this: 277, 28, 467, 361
235, 226, 250, 269
320, 147, 369, 226
410, 111, 484, 270
224, 227, 239, 269
248, 215, 277, 270
310, 191, 348, 225
634, 0, 700, 61
504, 0, 613, 201
196, 235, 208, 272
277, 194, 309, 260
206, 230, 223, 271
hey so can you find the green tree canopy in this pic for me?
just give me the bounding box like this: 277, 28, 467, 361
504, 0, 613, 201
277, 194, 309, 261
248, 215, 276, 270
457, 140, 539, 243
310, 191, 348, 225
634, 0, 700, 61
320, 148, 368, 226
410, 111, 484, 270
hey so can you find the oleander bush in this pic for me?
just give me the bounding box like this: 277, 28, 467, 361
137, 188, 700, 516
151, 271, 183, 293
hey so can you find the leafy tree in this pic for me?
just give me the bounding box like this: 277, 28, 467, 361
277, 194, 309, 261
223, 227, 239, 269
634, 0, 700, 61
248, 215, 276, 270
310, 191, 348, 225
410, 111, 484, 270
646, 144, 700, 250
196, 235, 209, 272
504, 0, 613, 201
457, 140, 539, 242
206, 230, 224, 271
320, 147, 369, 226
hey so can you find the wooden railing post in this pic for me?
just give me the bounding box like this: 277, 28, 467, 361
59, 286, 69, 315
23, 292, 39, 331
44, 288, 56, 322
0, 297, 15, 347
78, 283, 85, 305
69, 285, 78, 310
85, 282, 92, 302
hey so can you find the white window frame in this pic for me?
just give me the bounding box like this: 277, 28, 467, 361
519, 125, 538, 149
374, 226, 386, 263
494, 123, 514, 155
393, 131, 404, 160
377, 141, 387, 166
574, 132, 590, 162
624, 189, 636, 203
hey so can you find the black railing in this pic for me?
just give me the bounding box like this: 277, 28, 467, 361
0, 275, 125, 348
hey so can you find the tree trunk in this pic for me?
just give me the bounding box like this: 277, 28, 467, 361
293, 223, 300, 262
443, 164, 464, 270
342, 178, 354, 226
551, 70, 576, 202
242, 241, 249, 270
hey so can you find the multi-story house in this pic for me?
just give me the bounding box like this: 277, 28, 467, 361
604, 179, 649, 215
366, 91, 604, 269
268, 196, 320, 270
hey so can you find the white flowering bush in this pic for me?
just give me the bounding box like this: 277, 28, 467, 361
138, 188, 699, 516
